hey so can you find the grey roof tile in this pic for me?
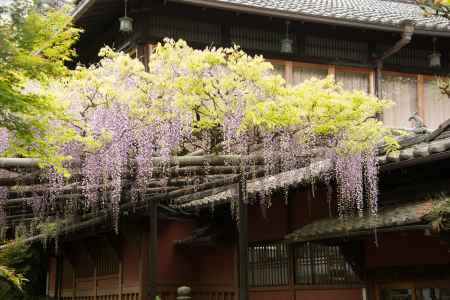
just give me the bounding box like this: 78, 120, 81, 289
285, 198, 446, 242
207, 0, 450, 33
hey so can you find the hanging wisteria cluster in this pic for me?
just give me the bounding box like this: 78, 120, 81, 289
0, 39, 395, 234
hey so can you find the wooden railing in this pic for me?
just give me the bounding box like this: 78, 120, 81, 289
60, 287, 139, 300
158, 285, 236, 300
61, 285, 234, 300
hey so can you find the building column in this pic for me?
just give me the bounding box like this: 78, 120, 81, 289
148, 199, 158, 300
238, 177, 249, 300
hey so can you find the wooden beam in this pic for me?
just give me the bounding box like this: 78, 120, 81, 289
238, 175, 248, 300
148, 199, 158, 300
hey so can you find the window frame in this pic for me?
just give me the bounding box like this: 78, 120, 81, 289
293, 242, 362, 287
248, 239, 364, 290
248, 240, 290, 288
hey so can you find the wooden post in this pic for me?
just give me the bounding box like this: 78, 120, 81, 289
285, 61, 293, 85
119, 262, 123, 300
369, 70, 376, 96
54, 254, 61, 300
59, 254, 64, 300
149, 199, 158, 300
138, 231, 146, 300
417, 74, 425, 122
72, 269, 77, 300
238, 176, 248, 300
328, 65, 336, 79
93, 265, 97, 300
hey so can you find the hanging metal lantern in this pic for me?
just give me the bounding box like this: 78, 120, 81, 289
119, 0, 133, 33
429, 37, 441, 68
281, 21, 293, 54
119, 16, 133, 33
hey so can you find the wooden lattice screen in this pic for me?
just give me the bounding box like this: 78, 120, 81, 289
248, 241, 289, 287
381, 45, 429, 68
95, 243, 119, 276
230, 27, 284, 52
294, 242, 361, 285
149, 16, 222, 45
303, 36, 368, 63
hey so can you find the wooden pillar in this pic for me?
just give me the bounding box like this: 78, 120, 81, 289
119, 262, 123, 300
369, 70, 376, 96
138, 231, 146, 300
285, 61, 293, 84
93, 266, 97, 300
54, 254, 61, 300
137, 44, 151, 72
72, 269, 77, 300
417, 74, 425, 122
148, 200, 158, 300
238, 176, 248, 300
328, 65, 336, 79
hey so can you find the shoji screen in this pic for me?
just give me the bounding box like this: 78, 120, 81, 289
272, 63, 285, 78
292, 64, 328, 85
336, 70, 370, 93
381, 74, 417, 129
424, 79, 450, 130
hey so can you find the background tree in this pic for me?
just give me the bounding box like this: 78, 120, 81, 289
0, 241, 47, 300
417, 0, 450, 17
0, 1, 79, 298
0, 0, 81, 170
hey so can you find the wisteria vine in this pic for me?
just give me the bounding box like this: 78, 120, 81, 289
0, 39, 394, 235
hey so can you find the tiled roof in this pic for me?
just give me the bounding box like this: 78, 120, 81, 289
173, 160, 332, 209
285, 197, 449, 242
177, 0, 450, 34
173, 119, 450, 210
380, 119, 450, 167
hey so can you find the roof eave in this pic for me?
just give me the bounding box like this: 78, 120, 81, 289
72, 0, 96, 22
72, 0, 450, 37
169, 0, 450, 37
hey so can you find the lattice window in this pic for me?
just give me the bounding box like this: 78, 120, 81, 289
304, 36, 368, 63
293, 65, 328, 85
381, 74, 417, 129
383, 45, 429, 68
272, 63, 285, 78
95, 244, 119, 276
149, 16, 222, 45
248, 241, 289, 287
424, 78, 450, 130
230, 27, 284, 52
294, 242, 360, 285
336, 70, 370, 93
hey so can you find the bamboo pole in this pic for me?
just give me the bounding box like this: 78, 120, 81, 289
0, 155, 266, 170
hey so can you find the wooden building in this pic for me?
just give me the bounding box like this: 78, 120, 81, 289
31, 0, 450, 299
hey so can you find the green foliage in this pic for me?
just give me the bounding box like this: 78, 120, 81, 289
0, 242, 47, 300
417, 0, 450, 17
0, 242, 29, 297
0, 0, 81, 172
